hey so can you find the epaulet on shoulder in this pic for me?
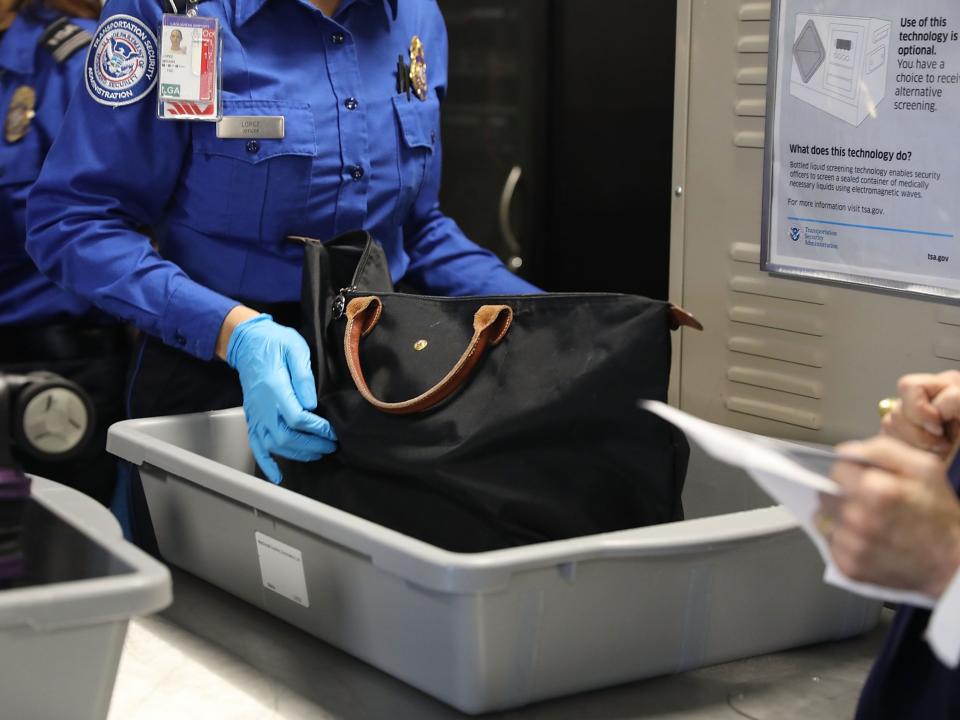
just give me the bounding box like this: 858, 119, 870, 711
39, 18, 92, 64
156, 0, 215, 14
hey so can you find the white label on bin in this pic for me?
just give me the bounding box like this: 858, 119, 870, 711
255, 532, 309, 608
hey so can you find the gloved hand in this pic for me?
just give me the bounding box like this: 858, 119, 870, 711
226, 314, 337, 483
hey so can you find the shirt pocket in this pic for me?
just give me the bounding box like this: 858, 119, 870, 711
181, 101, 316, 247
392, 94, 438, 225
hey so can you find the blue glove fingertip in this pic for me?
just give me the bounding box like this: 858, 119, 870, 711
320, 418, 338, 442
250, 429, 283, 485
261, 455, 283, 485
272, 431, 338, 461
289, 409, 338, 441
287, 338, 319, 410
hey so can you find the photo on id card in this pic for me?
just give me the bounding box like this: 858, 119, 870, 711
157, 14, 221, 121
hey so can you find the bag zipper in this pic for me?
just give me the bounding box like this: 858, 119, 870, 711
351, 239, 376, 283
333, 286, 358, 319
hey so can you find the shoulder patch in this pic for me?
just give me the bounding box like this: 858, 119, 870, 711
40, 18, 93, 63
85, 14, 159, 107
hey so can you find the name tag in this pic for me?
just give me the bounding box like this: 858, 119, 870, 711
216, 116, 285, 139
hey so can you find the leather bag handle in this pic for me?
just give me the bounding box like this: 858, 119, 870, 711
669, 305, 703, 331
344, 296, 514, 415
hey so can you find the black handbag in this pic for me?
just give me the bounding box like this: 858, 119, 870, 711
280, 232, 700, 552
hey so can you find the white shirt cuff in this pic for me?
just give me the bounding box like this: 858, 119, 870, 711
925, 563, 960, 668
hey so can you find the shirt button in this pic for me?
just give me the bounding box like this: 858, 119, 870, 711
344, 97, 359, 111
331, 32, 345, 44
350, 164, 364, 181
175, 332, 187, 346
246, 140, 260, 154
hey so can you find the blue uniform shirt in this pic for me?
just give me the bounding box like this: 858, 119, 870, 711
0, 10, 101, 325
27, 0, 539, 360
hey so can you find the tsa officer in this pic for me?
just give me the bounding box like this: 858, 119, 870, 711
26, 0, 540, 537
0, 0, 130, 506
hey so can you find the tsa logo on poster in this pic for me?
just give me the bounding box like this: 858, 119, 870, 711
86, 15, 159, 107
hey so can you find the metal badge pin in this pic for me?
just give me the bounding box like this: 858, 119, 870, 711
408, 35, 428, 101
5, 86, 36, 144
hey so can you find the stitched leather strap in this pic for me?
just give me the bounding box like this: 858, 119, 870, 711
344, 296, 513, 415
669, 305, 704, 331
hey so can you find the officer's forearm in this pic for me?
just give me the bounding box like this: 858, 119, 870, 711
216, 305, 261, 360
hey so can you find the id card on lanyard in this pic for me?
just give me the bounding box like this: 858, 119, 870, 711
156, 14, 222, 121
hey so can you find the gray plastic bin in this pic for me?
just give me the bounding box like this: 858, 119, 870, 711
108, 408, 880, 714
0, 477, 172, 720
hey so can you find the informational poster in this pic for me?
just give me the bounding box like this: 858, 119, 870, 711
763, 0, 960, 298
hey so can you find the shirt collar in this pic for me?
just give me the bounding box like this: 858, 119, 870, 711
0, 13, 47, 76
236, 0, 398, 27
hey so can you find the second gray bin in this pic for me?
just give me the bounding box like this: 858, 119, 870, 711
108, 408, 880, 714
0, 477, 172, 720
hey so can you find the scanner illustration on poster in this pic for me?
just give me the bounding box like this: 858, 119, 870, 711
791, 14, 891, 127
763, 0, 960, 298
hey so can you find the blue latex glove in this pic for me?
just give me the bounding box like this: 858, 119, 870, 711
226, 314, 337, 483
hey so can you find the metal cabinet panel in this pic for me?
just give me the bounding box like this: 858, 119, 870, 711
671, 0, 958, 442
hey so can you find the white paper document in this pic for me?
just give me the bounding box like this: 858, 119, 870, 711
642, 401, 940, 608
643, 401, 960, 668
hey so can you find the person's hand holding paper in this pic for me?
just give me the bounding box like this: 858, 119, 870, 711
820, 437, 960, 599
642, 399, 960, 669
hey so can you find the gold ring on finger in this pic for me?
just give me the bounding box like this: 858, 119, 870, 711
878, 397, 899, 418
